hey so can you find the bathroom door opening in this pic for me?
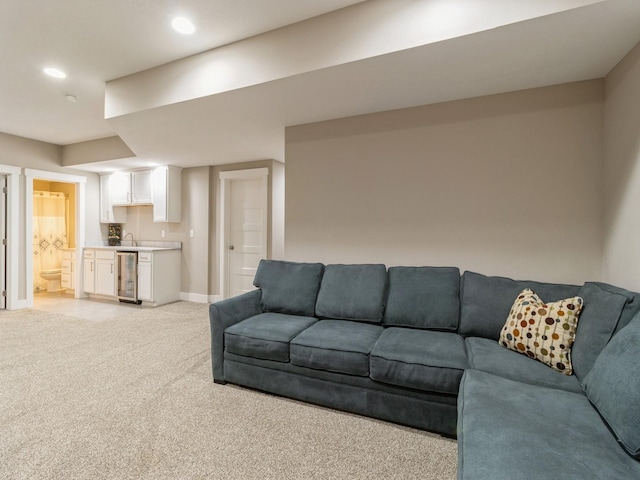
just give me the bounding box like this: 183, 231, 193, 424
24, 168, 86, 308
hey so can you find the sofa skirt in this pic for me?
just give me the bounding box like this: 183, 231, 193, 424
224, 359, 458, 437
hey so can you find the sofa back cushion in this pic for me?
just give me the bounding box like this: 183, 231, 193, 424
383, 266, 460, 330
315, 264, 387, 323
571, 282, 630, 381
253, 259, 324, 317
458, 271, 581, 340
582, 312, 640, 460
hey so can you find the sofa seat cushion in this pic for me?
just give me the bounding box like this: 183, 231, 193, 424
225, 313, 317, 362
370, 328, 467, 394
383, 266, 460, 330
459, 271, 580, 340
465, 337, 582, 393
458, 370, 640, 480
315, 264, 387, 323
290, 320, 383, 376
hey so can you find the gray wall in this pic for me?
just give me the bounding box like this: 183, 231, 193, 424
603, 41, 640, 290
285, 80, 604, 285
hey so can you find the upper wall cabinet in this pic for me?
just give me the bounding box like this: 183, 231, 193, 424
100, 167, 182, 223
152, 166, 182, 223
99, 174, 127, 224
111, 171, 153, 206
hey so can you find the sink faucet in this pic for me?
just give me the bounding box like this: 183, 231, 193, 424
124, 232, 136, 246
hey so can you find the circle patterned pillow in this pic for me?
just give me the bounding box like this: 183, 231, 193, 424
499, 288, 584, 375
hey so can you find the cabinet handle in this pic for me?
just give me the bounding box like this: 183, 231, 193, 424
91, 264, 94, 272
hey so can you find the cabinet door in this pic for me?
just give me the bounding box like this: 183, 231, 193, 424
99, 174, 127, 223
151, 167, 168, 222
132, 171, 152, 204
95, 259, 116, 296
111, 172, 132, 205
152, 166, 182, 223
83, 259, 95, 293
138, 261, 152, 301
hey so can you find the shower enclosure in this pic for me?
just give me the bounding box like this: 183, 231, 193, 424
32, 191, 68, 292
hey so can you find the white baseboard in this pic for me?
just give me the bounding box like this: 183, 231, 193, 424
179, 292, 209, 303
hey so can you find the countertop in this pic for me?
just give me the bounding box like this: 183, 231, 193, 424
84, 241, 181, 252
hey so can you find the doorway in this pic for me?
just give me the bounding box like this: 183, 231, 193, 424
25, 169, 86, 308
0, 174, 6, 309
219, 168, 268, 299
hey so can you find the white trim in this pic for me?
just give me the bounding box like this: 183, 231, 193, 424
24, 169, 87, 307
179, 291, 210, 303
24, 169, 87, 184
219, 167, 268, 181
218, 168, 269, 300
0, 165, 20, 309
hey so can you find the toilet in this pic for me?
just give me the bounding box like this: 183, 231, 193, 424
39, 269, 63, 292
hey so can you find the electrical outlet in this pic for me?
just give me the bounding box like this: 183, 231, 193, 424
189, 229, 194, 238
161, 230, 165, 238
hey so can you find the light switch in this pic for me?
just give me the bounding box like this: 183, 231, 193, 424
189, 229, 194, 238
161, 230, 165, 238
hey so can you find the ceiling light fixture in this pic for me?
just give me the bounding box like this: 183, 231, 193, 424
65, 94, 77, 102
44, 67, 66, 79
172, 17, 195, 35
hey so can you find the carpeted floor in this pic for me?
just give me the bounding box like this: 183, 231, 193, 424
0, 302, 457, 479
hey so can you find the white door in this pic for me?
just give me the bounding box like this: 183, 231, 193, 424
220, 168, 268, 299
0, 175, 6, 309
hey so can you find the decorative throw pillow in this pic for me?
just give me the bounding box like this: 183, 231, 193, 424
499, 289, 583, 375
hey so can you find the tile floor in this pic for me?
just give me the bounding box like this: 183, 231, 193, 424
32, 292, 150, 321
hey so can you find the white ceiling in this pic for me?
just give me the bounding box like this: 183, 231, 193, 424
3, 0, 640, 172
0, 0, 365, 145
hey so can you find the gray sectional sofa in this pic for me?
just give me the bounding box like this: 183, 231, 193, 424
209, 260, 640, 479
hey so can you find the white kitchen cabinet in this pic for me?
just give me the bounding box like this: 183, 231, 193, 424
95, 250, 117, 296
84, 249, 116, 297
99, 174, 127, 223
151, 166, 182, 223
131, 170, 153, 204
83, 249, 95, 294
137, 250, 180, 305
110, 172, 132, 206
61, 249, 76, 290
137, 253, 152, 301
109, 170, 153, 206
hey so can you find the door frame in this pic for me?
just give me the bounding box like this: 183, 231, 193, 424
24, 168, 87, 307
218, 167, 268, 299
0, 164, 20, 309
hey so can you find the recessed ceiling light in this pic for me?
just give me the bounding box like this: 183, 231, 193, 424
44, 67, 66, 79
172, 17, 195, 35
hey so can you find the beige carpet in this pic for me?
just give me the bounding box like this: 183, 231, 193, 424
0, 302, 457, 479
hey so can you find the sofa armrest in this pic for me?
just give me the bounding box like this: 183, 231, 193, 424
209, 289, 263, 383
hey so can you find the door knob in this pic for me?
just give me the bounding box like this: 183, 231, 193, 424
229, 245, 235, 250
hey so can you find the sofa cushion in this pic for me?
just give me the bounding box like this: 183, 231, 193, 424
370, 328, 467, 394
498, 289, 583, 375
458, 369, 640, 480
582, 313, 640, 460
225, 313, 317, 362
253, 259, 324, 317
465, 337, 583, 393
383, 266, 460, 330
290, 320, 383, 376
571, 282, 629, 381
315, 264, 387, 323
459, 271, 581, 340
